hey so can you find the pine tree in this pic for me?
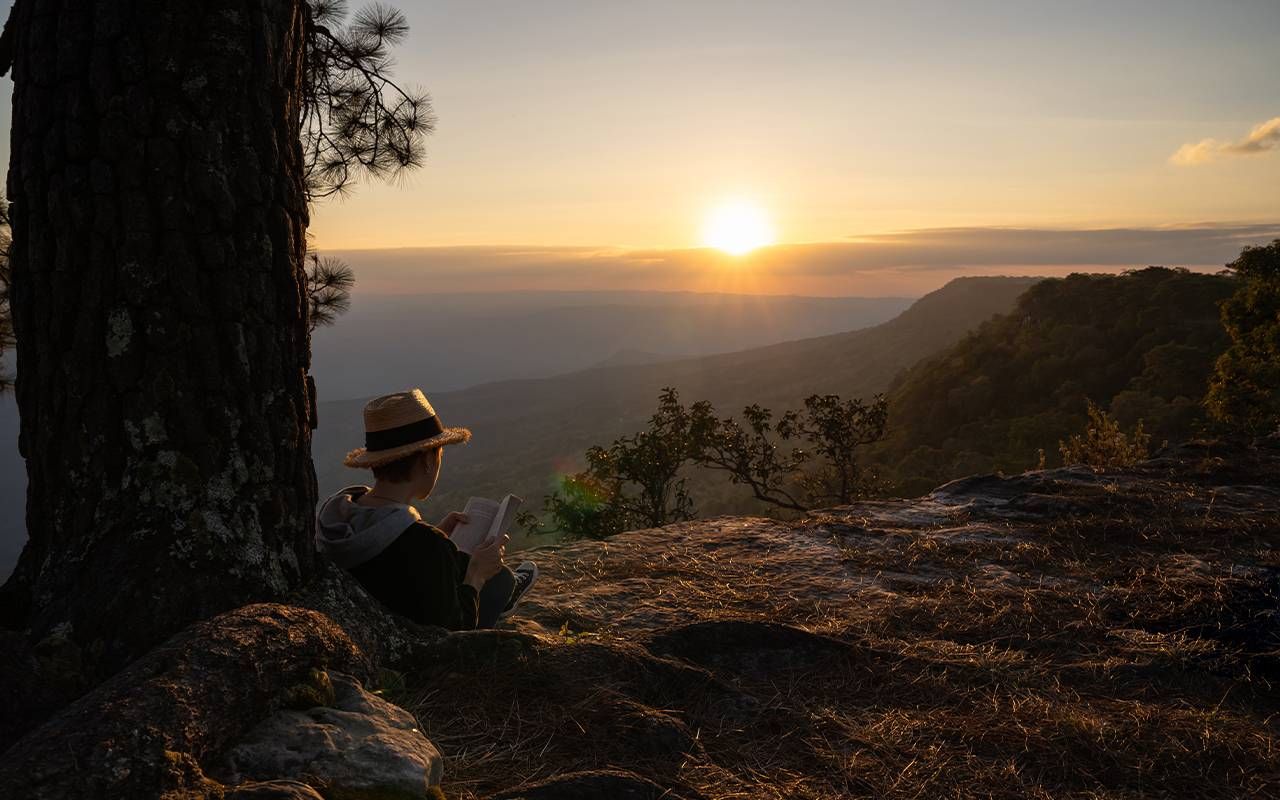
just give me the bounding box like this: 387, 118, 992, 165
0, 0, 428, 676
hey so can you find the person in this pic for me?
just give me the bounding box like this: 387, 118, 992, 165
315, 388, 537, 629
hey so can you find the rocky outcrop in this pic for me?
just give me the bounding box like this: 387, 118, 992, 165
0, 605, 371, 799
409, 439, 1279, 799
0, 600, 457, 799
1, 440, 1275, 799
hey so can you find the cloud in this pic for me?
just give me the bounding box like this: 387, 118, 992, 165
1171, 116, 1280, 165
326, 223, 1280, 297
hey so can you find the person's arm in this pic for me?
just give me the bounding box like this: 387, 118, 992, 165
412, 524, 479, 631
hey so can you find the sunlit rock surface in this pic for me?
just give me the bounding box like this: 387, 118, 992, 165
406, 439, 1279, 799
221, 671, 443, 797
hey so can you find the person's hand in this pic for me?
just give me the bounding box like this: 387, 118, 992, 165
464, 534, 508, 590
438, 511, 469, 535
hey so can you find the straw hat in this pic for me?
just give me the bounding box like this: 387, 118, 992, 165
343, 388, 472, 469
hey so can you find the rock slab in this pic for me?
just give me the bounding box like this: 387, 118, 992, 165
223, 671, 443, 799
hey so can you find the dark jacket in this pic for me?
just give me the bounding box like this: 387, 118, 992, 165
314, 486, 478, 630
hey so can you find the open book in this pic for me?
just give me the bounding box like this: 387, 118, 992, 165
449, 494, 522, 554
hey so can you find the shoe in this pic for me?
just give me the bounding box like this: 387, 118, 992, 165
499, 561, 539, 620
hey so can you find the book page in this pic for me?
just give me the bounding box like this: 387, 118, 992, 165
488, 494, 523, 542
450, 496, 498, 554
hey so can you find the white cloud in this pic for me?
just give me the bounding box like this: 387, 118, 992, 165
1171, 116, 1280, 165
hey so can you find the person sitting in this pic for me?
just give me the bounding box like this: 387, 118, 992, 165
314, 388, 537, 630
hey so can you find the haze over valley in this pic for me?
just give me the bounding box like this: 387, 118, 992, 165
309, 289, 912, 399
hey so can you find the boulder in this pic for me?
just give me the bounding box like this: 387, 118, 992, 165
0, 604, 370, 799
221, 671, 443, 798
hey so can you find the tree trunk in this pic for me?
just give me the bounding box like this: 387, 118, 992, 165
1, 0, 316, 675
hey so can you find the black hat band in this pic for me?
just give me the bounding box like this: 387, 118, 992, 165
364, 415, 445, 452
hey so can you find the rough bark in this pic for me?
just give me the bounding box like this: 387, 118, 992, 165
0, 604, 369, 799
1, 0, 317, 673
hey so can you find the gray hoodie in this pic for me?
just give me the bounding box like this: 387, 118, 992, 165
314, 486, 422, 569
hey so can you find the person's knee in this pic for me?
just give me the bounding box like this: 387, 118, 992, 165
490, 566, 516, 591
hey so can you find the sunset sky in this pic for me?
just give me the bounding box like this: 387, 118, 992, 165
3, 0, 1279, 294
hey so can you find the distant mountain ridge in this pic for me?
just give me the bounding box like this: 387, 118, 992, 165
591, 349, 680, 368
313, 276, 1040, 528
311, 290, 915, 399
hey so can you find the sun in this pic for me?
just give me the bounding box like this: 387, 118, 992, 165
701, 200, 775, 255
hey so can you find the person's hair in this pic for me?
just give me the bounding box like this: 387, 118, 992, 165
371, 448, 439, 483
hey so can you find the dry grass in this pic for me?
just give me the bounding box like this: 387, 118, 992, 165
400, 442, 1280, 799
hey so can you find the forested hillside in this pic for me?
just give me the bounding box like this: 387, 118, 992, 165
876, 267, 1234, 493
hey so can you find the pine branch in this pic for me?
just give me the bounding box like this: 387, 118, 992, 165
302, 1, 434, 199
305, 254, 356, 332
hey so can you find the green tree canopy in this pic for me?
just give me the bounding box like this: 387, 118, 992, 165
1205, 240, 1280, 435
874, 267, 1234, 493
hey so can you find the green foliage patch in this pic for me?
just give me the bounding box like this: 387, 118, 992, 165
875, 267, 1235, 493
1206, 239, 1280, 435
523, 389, 889, 540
